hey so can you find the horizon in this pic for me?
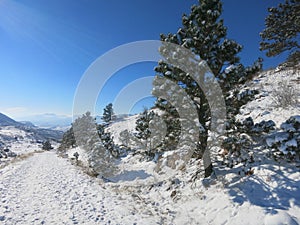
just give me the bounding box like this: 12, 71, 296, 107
0, 0, 286, 119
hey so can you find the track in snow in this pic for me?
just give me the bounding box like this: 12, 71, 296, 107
0, 151, 133, 225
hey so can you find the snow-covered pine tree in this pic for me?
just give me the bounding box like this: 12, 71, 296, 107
72, 112, 96, 148
102, 103, 114, 123
260, 0, 300, 67
58, 127, 76, 151
154, 0, 262, 177
97, 124, 119, 158
119, 129, 132, 149
135, 109, 154, 139
154, 100, 181, 152
267, 115, 300, 162
134, 109, 155, 158
134, 109, 166, 159
72, 112, 118, 177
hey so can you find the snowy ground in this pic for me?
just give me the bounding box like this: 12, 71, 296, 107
106, 114, 140, 145
0, 126, 39, 155
237, 69, 300, 126
1, 68, 300, 224
0, 151, 164, 225
1, 150, 299, 224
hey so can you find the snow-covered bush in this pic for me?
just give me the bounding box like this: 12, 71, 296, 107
42, 140, 53, 151
88, 142, 118, 177
252, 120, 276, 133
220, 117, 276, 173
119, 129, 132, 149
220, 134, 254, 169
271, 81, 299, 108
234, 117, 276, 134
266, 115, 300, 162
0, 148, 17, 158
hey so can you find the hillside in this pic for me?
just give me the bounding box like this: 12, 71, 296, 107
61, 68, 300, 224
236, 69, 300, 125
1, 68, 300, 224
0, 112, 63, 164
0, 112, 63, 141
0, 113, 20, 127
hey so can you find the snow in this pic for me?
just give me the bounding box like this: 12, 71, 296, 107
67, 146, 89, 165
106, 114, 139, 145
281, 122, 296, 132
0, 154, 299, 225
225, 64, 237, 74
264, 211, 299, 225
236, 69, 300, 126
0, 126, 41, 155
165, 71, 172, 76
286, 139, 297, 147
275, 132, 290, 143
0, 151, 160, 224
1, 68, 300, 224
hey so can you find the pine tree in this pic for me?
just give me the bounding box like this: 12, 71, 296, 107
134, 109, 155, 157
42, 140, 53, 151
260, 0, 300, 66
134, 109, 166, 159
102, 103, 114, 123
119, 129, 132, 148
72, 112, 97, 148
72, 112, 118, 177
97, 124, 119, 158
154, 101, 181, 152
135, 109, 154, 140
58, 127, 76, 151
154, 0, 261, 177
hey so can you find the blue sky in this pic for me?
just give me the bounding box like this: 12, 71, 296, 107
0, 0, 286, 119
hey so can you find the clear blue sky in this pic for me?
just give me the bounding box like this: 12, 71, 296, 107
0, 0, 286, 119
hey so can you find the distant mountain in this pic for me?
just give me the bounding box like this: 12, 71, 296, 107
0, 112, 63, 141
19, 121, 36, 127
0, 113, 21, 127
16, 113, 72, 129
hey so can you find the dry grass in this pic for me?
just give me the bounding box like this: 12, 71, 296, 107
0, 150, 45, 169
271, 80, 299, 108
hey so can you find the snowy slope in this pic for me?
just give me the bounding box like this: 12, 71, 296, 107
0, 112, 63, 166
96, 68, 300, 224
0, 113, 20, 127
1, 68, 300, 224
106, 114, 139, 145
0, 126, 39, 155
237, 69, 300, 126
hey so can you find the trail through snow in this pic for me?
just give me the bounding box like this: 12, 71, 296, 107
0, 151, 150, 225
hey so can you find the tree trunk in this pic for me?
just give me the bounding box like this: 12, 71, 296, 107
197, 96, 213, 178
203, 152, 213, 178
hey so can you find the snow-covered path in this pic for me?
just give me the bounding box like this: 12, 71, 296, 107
1, 151, 300, 225
0, 151, 146, 225
0, 152, 111, 224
